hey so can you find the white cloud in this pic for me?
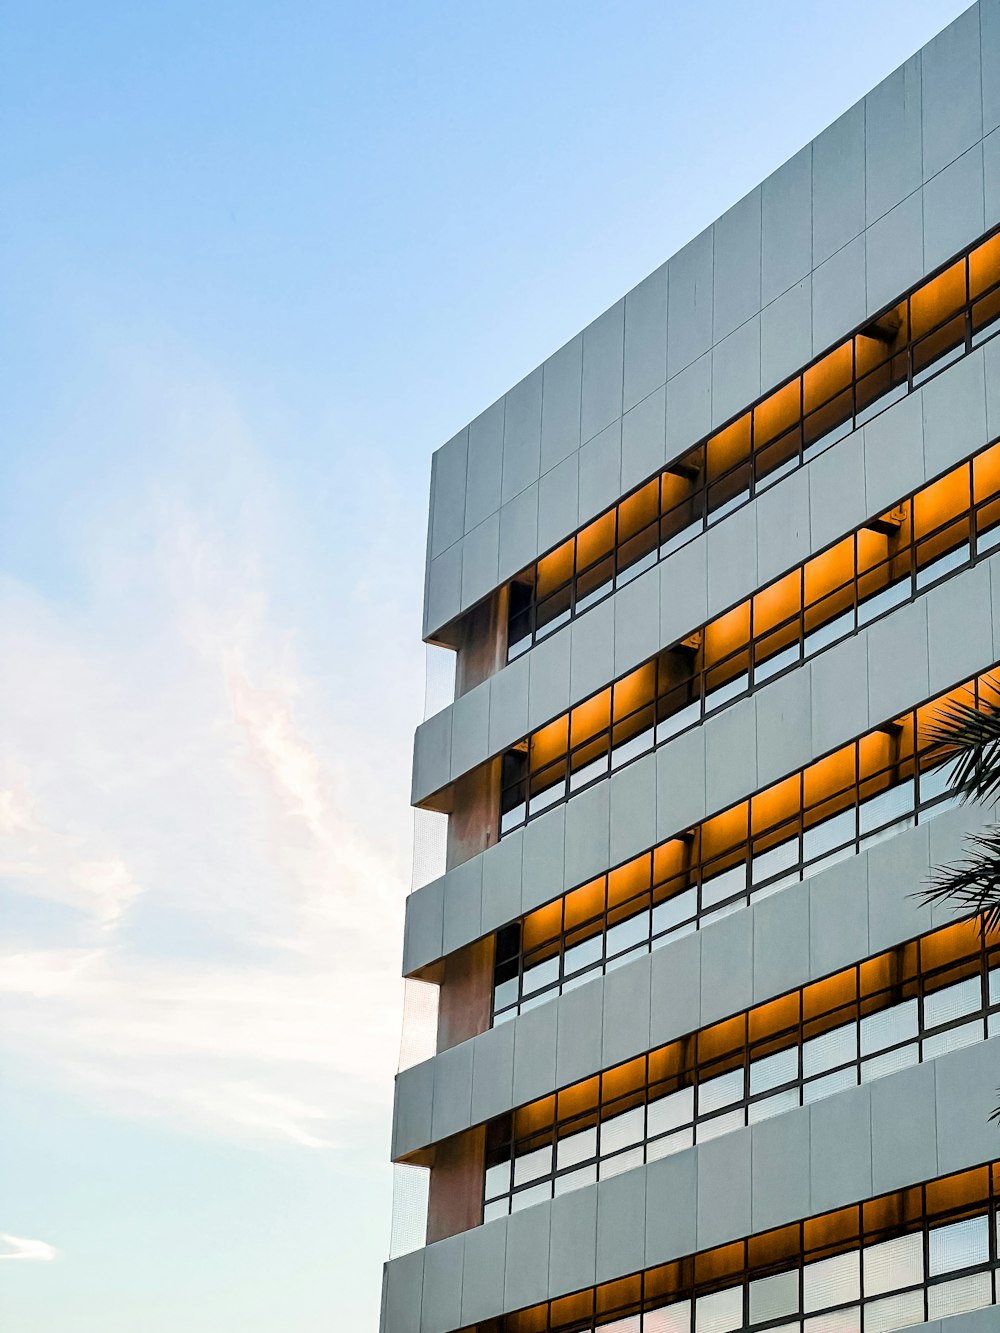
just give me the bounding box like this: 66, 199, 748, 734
0, 364, 423, 1153
0, 1234, 59, 1262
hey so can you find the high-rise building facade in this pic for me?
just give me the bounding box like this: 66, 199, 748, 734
382, 6, 1000, 1332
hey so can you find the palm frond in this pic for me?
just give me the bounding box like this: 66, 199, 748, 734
924, 676, 1000, 804
918, 825, 1000, 932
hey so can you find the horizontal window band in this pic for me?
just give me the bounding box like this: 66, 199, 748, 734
500, 224, 1000, 664
493, 668, 1000, 1026
498, 435, 1000, 840
474, 1161, 1000, 1333
485, 915, 998, 1227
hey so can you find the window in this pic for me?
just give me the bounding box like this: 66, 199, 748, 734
504, 228, 1000, 661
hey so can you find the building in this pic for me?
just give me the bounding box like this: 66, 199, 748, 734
382, 5, 1000, 1332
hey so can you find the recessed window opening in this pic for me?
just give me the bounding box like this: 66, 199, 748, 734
504, 227, 1000, 662
493, 670, 1000, 1024
490, 1162, 1000, 1333
485, 917, 997, 1224
498, 437, 1000, 838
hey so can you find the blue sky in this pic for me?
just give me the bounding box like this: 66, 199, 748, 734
0, 2, 972, 1328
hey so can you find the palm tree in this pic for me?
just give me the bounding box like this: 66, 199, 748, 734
921, 677, 1000, 931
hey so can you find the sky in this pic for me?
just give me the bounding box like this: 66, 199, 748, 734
0, 2, 975, 1329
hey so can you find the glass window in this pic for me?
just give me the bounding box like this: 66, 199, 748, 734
644, 1299, 693, 1333
749, 1045, 798, 1095
860, 1000, 918, 1056
694, 1285, 742, 1333
748, 1269, 798, 1324
697, 1068, 744, 1116
863, 1232, 923, 1297
557, 1125, 597, 1171
803, 1250, 860, 1312
647, 1087, 694, 1138
862, 1289, 924, 1333
928, 1214, 989, 1275
926, 1271, 992, 1319
924, 976, 982, 1029
803, 1022, 857, 1077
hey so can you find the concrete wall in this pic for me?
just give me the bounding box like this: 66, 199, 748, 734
385, 8, 1000, 1333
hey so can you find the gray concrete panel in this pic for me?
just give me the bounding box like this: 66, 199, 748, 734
704, 696, 757, 815
809, 1082, 872, 1214
424, 543, 463, 641
521, 803, 566, 916
866, 598, 928, 726
442, 855, 483, 957
613, 564, 661, 676
392, 1058, 435, 1160
470, 1019, 515, 1125
420, 1233, 464, 1333
581, 300, 625, 446
555, 977, 604, 1087
754, 665, 813, 785
700, 909, 754, 1027
564, 779, 611, 886
449, 680, 490, 783
923, 142, 985, 273
812, 102, 866, 267
863, 391, 924, 516
810, 632, 868, 762
809, 856, 869, 980
383, 1248, 423, 1333
711, 316, 761, 429
750, 1104, 810, 1233
921, 4, 983, 181
934, 1036, 1000, 1174
621, 385, 667, 495
706, 504, 757, 612
578, 419, 622, 525
548, 1187, 597, 1295
665, 349, 712, 459
753, 883, 809, 1003
460, 512, 500, 613
526, 629, 571, 731
645, 1146, 698, 1265
761, 144, 813, 307
403, 875, 445, 977
866, 57, 923, 226
697, 1126, 751, 1250
570, 598, 615, 702
808, 427, 866, 552
760, 279, 811, 393
596, 1167, 647, 1284
870, 1060, 938, 1193
537, 453, 579, 559
430, 1040, 474, 1143
460, 1216, 507, 1327
866, 191, 925, 318
656, 723, 706, 839
985, 0, 1000, 135
649, 928, 702, 1048
412, 706, 452, 807
540, 333, 583, 474
812, 234, 867, 355
713, 188, 762, 343
512, 999, 558, 1106
498, 482, 539, 585
660, 535, 709, 650
481, 829, 523, 937
624, 264, 668, 413
501, 367, 543, 507
488, 651, 530, 755
667, 227, 715, 379
987, 127, 1000, 229
602, 952, 651, 1069
504, 1203, 553, 1311
866, 822, 932, 956
465, 399, 505, 533
756, 466, 810, 587
922, 345, 988, 481
430, 429, 469, 560
609, 752, 657, 868
926, 563, 993, 696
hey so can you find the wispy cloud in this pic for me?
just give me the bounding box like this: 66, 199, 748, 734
0, 359, 422, 1152
0, 1234, 59, 1262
